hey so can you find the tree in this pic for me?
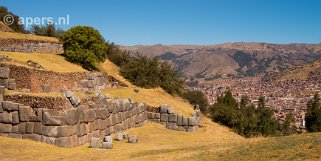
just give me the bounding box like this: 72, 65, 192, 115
257, 95, 279, 136
31, 24, 64, 38
181, 90, 209, 113
305, 93, 321, 132
60, 26, 107, 70
281, 113, 297, 135
105, 42, 130, 66
159, 61, 184, 95
0, 6, 25, 33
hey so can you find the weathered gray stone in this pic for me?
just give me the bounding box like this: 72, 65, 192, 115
155, 113, 160, 119
41, 135, 56, 145
0, 67, 10, 79
43, 110, 62, 125
29, 108, 43, 122
104, 135, 112, 143
115, 132, 123, 141
41, 84, 52, 93
65, 90, 80, 107
19, 105, 32, 122
76, 123, 87, 136
7, 79, 16, 90
64, 108, 79, 125
177, 114, 183, 126
0, 86, 5, 94
0, 111, 13, 123
84, 109, 96, 123
128, 135, 138, 143
0, 123, 12, 132
102, 142, 113, 149
26, 122, 34, 134
188, 117, 199, 126
167, 107, 174, 114
168, 114, 177, 123
55, 135, 78, 148
97, 119, 107, 130
167, 122, 178, 130
160, 104, 168, 113
186, 126, 198, 132
123, 133, 129, 139
12, 111, 19, 125
23, 134, 42, 142
77, 105, 86, 123
182, 117, 188, 126
8, 133, 22, 139
0, 78, 8, 88
96, 108, 109, 119
57, 125, 77, 137
2, 101, 19, 111
33, 122, 44, 135
18, 122, 26, 133
89, 137, 100, 148
160, 113, 169, 122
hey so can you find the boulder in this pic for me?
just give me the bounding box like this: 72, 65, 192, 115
115, 132, 123, 141
41, 84, 52, 93
128, 135, 138, 143
167, 107, 174, 114
104, 135, 113, 143
102, 142, 113, 149
0, 67, 10, 79
2, 101, 19, 111
168, 114, 177, 123
89, 137, 100, 148
7, 79, 16, 90
160, 113, 169, 122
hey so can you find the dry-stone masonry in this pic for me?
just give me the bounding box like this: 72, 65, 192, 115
147, 104, 201, 132
0, 39, 63, 53
0, 95, 148, 147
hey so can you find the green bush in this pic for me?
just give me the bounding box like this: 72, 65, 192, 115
120, 53, 183, 94
210, 91, 280, 137
105, 42, 130, 66
31, 24, 64, 38
181, 90, 209, 113
305, 93, 321, 132
60, 26, 107, 70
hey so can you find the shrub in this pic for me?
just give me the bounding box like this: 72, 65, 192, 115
105, 42, 130, 66
31, 24, 64, 38
305, 93, 321, 132
181, 90, 209, 113
60, 26, 107, 70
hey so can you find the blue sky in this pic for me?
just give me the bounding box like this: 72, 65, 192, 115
1, 0, 321, 45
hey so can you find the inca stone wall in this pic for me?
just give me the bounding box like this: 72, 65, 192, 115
0, 39, 63, 53
0, 95, 148, 148
0, 64, 111, 93
147, 104, 201, 132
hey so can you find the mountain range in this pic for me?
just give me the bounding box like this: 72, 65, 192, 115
121, 42, 321, 79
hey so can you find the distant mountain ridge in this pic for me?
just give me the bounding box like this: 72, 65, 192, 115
121, 42, 321, 79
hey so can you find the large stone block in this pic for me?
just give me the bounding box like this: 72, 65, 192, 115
55, 135, 78, 148
167, 122, 178, 130
111, 114, 116, 126
57, 125, 77, 137
0, 111, 13, 123
12, 111, 19, 125
155, 113, 160, 119
8, 133, 22, 139
0, 123, 12, 132
29, 108, 43, 122
43, 110, 62, 126
97, 119, 108, 130
76, 123, 87, 137
115, 132, 123, 141
26, 122, 34, 134
95, 108, 109, 119
41, 135, 56, 145
182, 117, 188, 126
7, 79, 16, 90
64, 108, 79, 125
186, 126, 198, 132
102, 142, 113, 149
0, 86, 5, 95
159, 104, 168, 113
160, 113, 169, 122
23, 134, 42, 142
177, 114, 183, 126
188, 117, 199, 126
18, 122, 26, 133
33, 122, 44, 135
0, 67, 10, 79
128, 135, 138, 143
84, 109, 96, 123
19, 105, 32, 122
0, 78, 8, 88
167, 107, 174, 114
89, 137, 100, 148
77, 105, 86, 123
168, 114, 177, 123
2, 101, 19, 111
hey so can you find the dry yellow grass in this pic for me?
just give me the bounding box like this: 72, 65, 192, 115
0, 31, 59, 42
0, 119, 245, 161
0, 51, 87, 72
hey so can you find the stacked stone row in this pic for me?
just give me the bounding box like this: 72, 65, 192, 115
0, 67, 16, 90
0, 98, 148, 147
147, 104, 200, 132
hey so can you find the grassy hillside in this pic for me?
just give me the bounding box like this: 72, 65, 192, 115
0, 31, 59, 42
0, 51, 87, 72
1, 120, 321, 161
279, 60, 321, 81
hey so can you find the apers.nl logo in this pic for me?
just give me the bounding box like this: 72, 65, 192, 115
2, 14, 70, 27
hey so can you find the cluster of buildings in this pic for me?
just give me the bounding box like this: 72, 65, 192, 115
188, 76, 321, 131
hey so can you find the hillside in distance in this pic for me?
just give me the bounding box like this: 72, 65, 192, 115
121, 43, 321, 79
